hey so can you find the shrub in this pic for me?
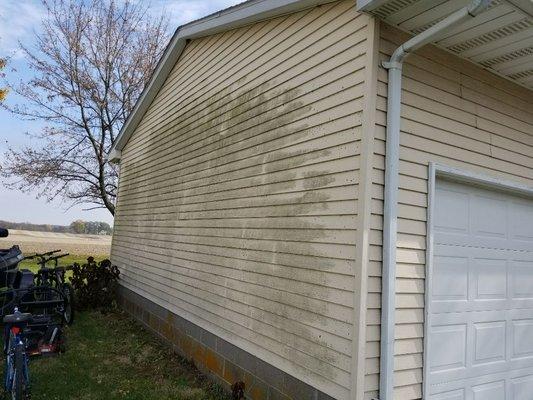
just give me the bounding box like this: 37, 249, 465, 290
69, 257, 120, 310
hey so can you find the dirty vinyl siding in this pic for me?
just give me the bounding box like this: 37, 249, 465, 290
368, 23, 533, 400
111, 2, 369, 398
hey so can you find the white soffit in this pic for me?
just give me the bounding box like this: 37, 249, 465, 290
358, 0, 533, 91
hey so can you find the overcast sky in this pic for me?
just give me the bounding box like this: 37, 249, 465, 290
0, 0, 242, 226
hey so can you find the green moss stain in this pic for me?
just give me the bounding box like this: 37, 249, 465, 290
118, 76, 357, 383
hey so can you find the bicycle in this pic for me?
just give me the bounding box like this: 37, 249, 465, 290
3, 307, 32, 400
0, 229, 70, 400
22, 252, 74, 326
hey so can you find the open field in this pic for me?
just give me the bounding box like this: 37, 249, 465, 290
1, 229, 111, 256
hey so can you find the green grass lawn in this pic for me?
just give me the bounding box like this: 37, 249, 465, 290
18, 255, 106, 274
26, 311, 229, 400
9, 255, 228, 399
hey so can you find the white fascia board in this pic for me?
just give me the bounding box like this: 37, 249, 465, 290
505, 0, 533, 18
356, 0, 390, 11
181, 0, 336, 38
109, 0, 336, 160
108, 149, 122, 164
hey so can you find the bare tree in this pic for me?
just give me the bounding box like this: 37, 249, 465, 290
1, 0, 168, 215
0, 58, 6, 101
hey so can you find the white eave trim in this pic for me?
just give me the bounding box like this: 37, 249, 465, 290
108, 149, 122, 164
357, 0, 533, 15
506, 0, 533, 18
108, 0, 336, 161
356, 0, 389, 12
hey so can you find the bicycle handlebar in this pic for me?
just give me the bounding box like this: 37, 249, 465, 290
23, 250, 62, 261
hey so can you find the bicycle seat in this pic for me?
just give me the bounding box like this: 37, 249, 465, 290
3, 312, 33, 325
0, 246, 23, 270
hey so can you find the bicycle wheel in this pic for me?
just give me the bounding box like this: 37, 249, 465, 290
4, 340, 14, 396
3, 326, 11, 355
61, 283, 75, 325
10, 345, 25, 400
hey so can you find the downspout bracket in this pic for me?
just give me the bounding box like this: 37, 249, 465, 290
381, 61, 402, 70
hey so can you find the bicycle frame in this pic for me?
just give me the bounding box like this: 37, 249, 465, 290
4, 319, 30, 395
35, 266, 68, 289
31, 252, 71, 292
1, 286, 65, 317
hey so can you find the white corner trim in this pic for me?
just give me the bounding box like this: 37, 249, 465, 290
352, 14, 380, 400
423, 162, 437, 400
423, 162, 533, 398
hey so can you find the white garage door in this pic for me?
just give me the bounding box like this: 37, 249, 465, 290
428, 179, 533, 400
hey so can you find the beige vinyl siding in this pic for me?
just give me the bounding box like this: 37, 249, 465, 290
111, 2, 371, 399
368, 22, 533, 400
354, 17, 382, 400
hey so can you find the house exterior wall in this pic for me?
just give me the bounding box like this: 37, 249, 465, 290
111, 2, 373, 399
366, 22, 533, 400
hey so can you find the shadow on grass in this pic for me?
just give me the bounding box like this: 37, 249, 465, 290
24, 311, 230, 400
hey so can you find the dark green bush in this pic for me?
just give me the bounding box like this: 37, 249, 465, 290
69, 257, 120, 310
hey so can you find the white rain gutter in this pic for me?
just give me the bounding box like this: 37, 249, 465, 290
379, 1, 491, 398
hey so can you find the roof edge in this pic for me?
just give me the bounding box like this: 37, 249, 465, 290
109, 0, 338, 160
356, 0, 389, 11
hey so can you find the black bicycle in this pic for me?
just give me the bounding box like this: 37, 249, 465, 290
0, 228, 71, 400
3, 307, 32, 400
1, 286, 66, 400
23, 251, 75, 326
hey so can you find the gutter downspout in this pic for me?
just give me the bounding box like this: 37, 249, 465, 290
379, 1, 491, 399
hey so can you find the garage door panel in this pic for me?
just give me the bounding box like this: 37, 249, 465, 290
431, 245, 533, 313
511, 374, 533, 400
429, 323, 467, 374
429, 179, 533, 399
434, 186, 469, 234
431, 367, 533, 399
470, 194, 508, 240
430, 343, 525, 386
472, 258, 507, 301
512, 319, 533, 360
471, 380, 505, 400
509, 201, 533, 243
431, 306, 533, 378
511, 260, 533, 300
473, 321, 506, 366
432, 254, 469, 302
435, 180, 533, 251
